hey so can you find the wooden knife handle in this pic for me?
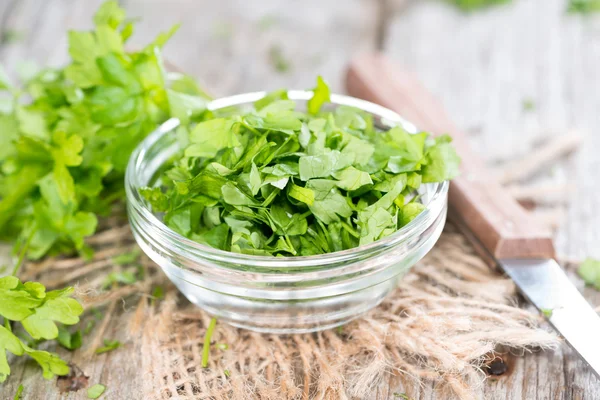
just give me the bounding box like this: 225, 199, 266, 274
346, 54, 555, 260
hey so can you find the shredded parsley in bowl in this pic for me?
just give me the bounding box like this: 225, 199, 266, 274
138, 77, 459, 257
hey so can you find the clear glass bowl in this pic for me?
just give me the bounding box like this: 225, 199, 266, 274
125, 91, 449, 333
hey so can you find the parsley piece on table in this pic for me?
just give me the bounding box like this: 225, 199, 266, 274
95, 339, 121, 354
447, 0, 511, 11
101, 270, 140, 289
111, 248, 141, 265
578, 258, 600, 290
202, 318, 217, 368
268, 45, 291, 73
13, 384, 24, 399
522, 98, 535, 111
141, 77, 460, 256
540, 308, 554, 318
87, 384, 106, 399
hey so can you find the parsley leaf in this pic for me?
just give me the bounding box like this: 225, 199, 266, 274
0, 325, 24, 383
95, 339, 121, 354
307, 76, 330, 115
0, 277, 82, 382
578, 258, 600, 290
57, 326, 83, 350
13, 384, 24, 400
541, 308, 554, 318
111, 248, 141, 265
87, 384, 107, 399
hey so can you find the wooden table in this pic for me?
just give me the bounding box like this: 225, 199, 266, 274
1, 0, 598, 398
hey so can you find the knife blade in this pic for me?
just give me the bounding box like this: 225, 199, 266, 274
345, 53, 600, 378
502, 259, 600, 376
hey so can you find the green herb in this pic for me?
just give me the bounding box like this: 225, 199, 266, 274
578, 258, 600, 290
101, 270, 139, 289
13, 384, 24, 400
202, 318, 217, 368
57, 326, 83, 350
87, 384, 106, 399
141, 78, 459, 256
0, 0, 211, 261
447, 0, 511, 11
269, 45, 291, 73
151, 285, 164, 300
522, 98, 535, 111
95, 339, 121, 354
216, 343, 229, 350
393, 394, 410, 400
540, 308, 553, 318
83, 320, 96, 335
1, 30, 26, 45
0, 276, 82, 382
223, 369, 231, 377
111, 248, 141, 265
568, 0, 600, 13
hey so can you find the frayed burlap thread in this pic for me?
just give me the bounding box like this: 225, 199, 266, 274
135, 224, 558, 400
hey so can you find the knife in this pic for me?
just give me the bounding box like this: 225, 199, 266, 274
345, 53, 600, 377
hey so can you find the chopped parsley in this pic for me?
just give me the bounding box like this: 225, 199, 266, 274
87, 384, 106, 399
141, 77, 460, 256
202, 318, 217, 368
578, 258, 600, 290
540, 308, 554, 318
95, 339, 121, 354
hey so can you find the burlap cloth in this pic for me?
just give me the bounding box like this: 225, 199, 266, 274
21, 209, 558, 400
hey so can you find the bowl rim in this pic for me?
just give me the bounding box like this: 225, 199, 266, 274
125, 90, 449, 268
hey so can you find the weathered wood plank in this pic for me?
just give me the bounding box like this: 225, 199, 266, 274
122, 0, 379, 95
382, 0, 600, 398
3, 0, 599, 398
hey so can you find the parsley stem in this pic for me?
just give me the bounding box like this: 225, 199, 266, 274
12, 228, 35, 277
201, 317, 217, 368
340, 221, 360, 239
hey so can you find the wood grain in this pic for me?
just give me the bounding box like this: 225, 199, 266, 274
346, 54, 556, 260
381, 0, 600, 398
1, 0, 599, 399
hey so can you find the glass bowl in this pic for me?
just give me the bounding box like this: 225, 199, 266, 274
125, 91, 449, 333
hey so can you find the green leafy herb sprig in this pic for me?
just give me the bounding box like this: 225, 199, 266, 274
141, 77, 460, 256
447, 0, 511, 11
568, 0, 600, 13
0, 0, 211, 261
0, 275, 83, 383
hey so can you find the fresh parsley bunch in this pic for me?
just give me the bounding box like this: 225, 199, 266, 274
0, 1, 210, 260
141, 77, 460, 256
0, 276, 83, 383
